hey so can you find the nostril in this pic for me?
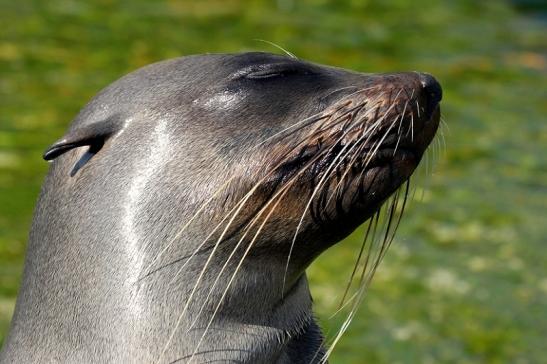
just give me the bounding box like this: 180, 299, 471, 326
418, 72, 443, 105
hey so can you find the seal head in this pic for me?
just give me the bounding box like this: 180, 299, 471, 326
1, 52, 441, 363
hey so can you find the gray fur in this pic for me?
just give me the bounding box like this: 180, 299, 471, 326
0, 53, 441, 363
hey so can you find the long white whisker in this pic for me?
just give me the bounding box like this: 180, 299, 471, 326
257, 87, 377, 147
187, 186, 288, 364
253, 39, 298, 59
284, 94, 401, 293
138, 177, 236, 281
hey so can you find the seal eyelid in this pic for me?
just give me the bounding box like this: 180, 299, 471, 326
240, 63, 315, 80
245, 68, 299, 79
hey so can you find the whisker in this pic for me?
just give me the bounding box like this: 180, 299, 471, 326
186, 165, 313, 334
187, 184, 288, 364
138, 176, 237, 282
253, 39, 298, 59
321, 176, 410, 363
325, 97, 390, 204
337, 217, 374, 309
157, 105, 358, 360
284, 94, 402, 293
155, 181, 262, 364
393, 99, 409, 156
258, 87, 376, 147
327, 88, 406, 208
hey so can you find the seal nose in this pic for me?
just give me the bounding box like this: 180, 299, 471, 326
417, 72, 442, 119
418, 72, 442, 105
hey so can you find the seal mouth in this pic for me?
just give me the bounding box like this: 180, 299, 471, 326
351, 148, 416, 170
269, 100, 440, 189
304, 102, 440, 179
264, 97, 440, 229
257, 72, 442, 235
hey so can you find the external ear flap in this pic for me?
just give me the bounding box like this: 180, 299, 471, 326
43, 119, 119, 176
43, 119, 118, 161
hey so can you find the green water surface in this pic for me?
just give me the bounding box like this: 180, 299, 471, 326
0, 1, 545, 363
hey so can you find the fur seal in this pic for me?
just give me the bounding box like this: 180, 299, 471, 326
0, 52, 441, 363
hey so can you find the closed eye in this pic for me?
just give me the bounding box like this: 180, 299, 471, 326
246, 67, 303, 79
236, 63, 316, 80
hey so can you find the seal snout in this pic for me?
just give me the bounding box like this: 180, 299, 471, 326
417, 72, 443, 120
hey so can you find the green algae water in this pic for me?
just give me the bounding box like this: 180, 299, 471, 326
1, 1, 545, 362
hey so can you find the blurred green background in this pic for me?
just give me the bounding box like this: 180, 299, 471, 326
0, 0, 545, 363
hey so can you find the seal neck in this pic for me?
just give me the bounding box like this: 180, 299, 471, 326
3, 218, 320, 363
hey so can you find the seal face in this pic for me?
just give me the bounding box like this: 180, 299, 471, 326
1, 52, 441, 364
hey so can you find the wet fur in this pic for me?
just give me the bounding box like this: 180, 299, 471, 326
0, 52, 441, 363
